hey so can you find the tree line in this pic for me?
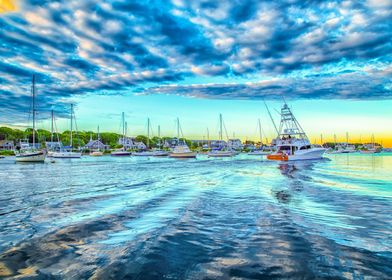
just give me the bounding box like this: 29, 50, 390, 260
0, 127, 194, 149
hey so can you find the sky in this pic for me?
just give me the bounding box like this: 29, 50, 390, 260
0, 0, 391, 145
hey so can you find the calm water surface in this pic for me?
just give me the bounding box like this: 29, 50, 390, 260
0, 154, 391, 279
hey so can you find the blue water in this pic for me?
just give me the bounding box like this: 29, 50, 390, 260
0, 154, 391, 279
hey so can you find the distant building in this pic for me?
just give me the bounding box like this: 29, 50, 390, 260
227, 139, 243, 150
118, 136, 147, 150
118, 136, 135, 149
45, 141, 63, 151
0, 140, 14, 150
210, 140, 227, 149
84, 139, 109, 150
163, 138, 180, 149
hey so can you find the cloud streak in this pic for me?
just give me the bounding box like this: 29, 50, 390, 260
0, 0, 391, 119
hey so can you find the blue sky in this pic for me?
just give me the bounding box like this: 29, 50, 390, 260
0, 0, 391, 144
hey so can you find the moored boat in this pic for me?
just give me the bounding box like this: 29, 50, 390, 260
111, 150, 131, 156
169, 118, 197, 159
169, 145, 197, 158
111, 112, 131, 157
267, 103, 326, 161
15, 75, 46, 163
51, 104, 82, 159
208, 114, 235, 158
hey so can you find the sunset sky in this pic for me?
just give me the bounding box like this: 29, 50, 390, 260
0, 0, 391, 146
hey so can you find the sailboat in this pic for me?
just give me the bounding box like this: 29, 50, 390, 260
52, 104, 82, 158
208, 114, 235, 157
341, 132, 356, 153
248, 119, 272, 155
267, 103, 326, 161
15, 75, 46, 163
169, 118, 197, 158
133, 118, 155, 156
90, 126, 104, 156
153, 125, 169, 156
111, 112, 131, 156
47, 110, 62, 157
360, 134, 378, 154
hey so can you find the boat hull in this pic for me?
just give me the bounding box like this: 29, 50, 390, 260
15, 151, 46, 162
248, 151, 272, 155
169, 152, 197, 158
153, 151, 169, 157
52, 152, 82, 158
208, 151, 235, 157
267, 148, 326, 161
360, 150, 377, 154
90, 151, 104, 156
133, 152, 155, 156
111, 151, 131, 156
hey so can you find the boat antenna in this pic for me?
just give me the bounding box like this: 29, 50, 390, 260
263, 101, 279, 135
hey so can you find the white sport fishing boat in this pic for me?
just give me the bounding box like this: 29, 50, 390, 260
267, 103, 326, 161
208, 114, 235, 158
111, 112, 131, 157
15, 75, 46, 163
169, 118, 197, 159
52, 104, 82, 158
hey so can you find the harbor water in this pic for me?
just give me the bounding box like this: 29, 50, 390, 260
0, 154, 391, 279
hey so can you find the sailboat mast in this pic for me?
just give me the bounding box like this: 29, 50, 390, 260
177, 118, 180, 139
122, 112, 125, 139
219, 113, 223, 141
158, 125, 161, 148
147, 118, 150, 148
264, 101, 279, 135
70, 104, 73, 148
207, 127, 210, 148
258, 118, 262, 146
32, 75, 36, 148
97, 125, 100, 140
51, 109, 54, 143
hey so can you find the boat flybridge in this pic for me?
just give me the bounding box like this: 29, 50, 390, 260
267, 103, 326, 161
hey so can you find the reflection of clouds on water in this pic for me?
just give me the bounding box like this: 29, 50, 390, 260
0, 155, 391, 278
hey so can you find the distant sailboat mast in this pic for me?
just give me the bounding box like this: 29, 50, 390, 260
264, 101, 279, 135
70, 104, 73, 149
219, 113, 223, 141
51, 109, 54, 143
177, 117, 180, 139
32, 75, 36, 149
258, 118, 263, 147
147, 118, 150, 149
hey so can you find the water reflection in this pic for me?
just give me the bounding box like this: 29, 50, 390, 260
0, 154, 391, 279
